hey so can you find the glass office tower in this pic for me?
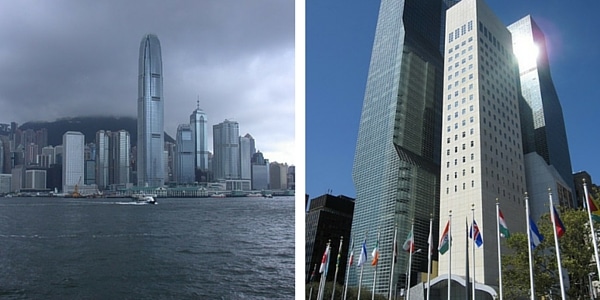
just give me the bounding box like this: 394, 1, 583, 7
213, 120, 240, 180
190, 101, 209, 172
137, 34, 165, 187
508, 16, 575, 207
175, 124, 195, 184
350, 0, 445, 295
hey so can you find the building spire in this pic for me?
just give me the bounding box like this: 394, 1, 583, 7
197, 95, 200, 110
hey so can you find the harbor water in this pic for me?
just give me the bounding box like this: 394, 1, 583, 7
0, 196, 294, 299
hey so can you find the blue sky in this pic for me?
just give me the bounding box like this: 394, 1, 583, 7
306, 1, 600, 200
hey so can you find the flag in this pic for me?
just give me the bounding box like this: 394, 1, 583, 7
469, 219, 483, 248
393, 240, 398, 263
319, 245, 330, 273
551, 205, 566, 238
371, 239, 379, 266
402, 228, 415, 253
588, 194, 600, 222
349, 249, 354, 266
357, 240, 368, 267
529, 218, 544, 249
498, 209, 510, 238
438, 220, 451, 254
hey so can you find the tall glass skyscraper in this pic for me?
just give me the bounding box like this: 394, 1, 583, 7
110, 130, 131, 186
190, 101, 209, 171
137, 34, 164, 187
96, 130, 109, 190
213, 120, 240, 180
175, 124, 195, 184
350, 0, 445, 294
508, 16, 575, 209
62, 131, 85, 193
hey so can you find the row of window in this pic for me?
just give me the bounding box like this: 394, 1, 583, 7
448, 20, 474, 43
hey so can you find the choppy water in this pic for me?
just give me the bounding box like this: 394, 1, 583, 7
0, 196, 294, 299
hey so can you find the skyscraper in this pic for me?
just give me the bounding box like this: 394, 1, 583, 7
110, 130, 131, 186
239, 134, 253, 180
350, 0, 445, 295
62, 131, 85, 193
508, 16, 575, 214
439, 0, 526, 285
175, 124, 195, 184
212, 120, 240, 180
96, 130, 109, 190
137, 33, 164, 187
190, 100, 209, 172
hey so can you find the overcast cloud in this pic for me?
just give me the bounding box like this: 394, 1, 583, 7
0, 0, 295, 164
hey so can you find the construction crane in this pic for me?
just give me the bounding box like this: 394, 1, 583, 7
72, 176, 82, 198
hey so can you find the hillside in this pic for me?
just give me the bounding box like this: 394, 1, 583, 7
19, 116, 175, 146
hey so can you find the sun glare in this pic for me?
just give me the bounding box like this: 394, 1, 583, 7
513, 39, 539, 68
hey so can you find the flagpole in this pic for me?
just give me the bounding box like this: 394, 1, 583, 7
372, 229, 380, 300
465, 219, 470, 300
427, 215, 432, 300
309, 264, 317, 300
406, 221, 414, 300
317, 240, 332, 300
525, 193, 535, 300
358, 231, 368, 300
388, 224, 397, 300
496, 199, 503, 300
471, 204, 476, 300
343, 235, 354, 300
448, 210, 452, 300
548, 189, 567, 299
583, 179, 600, 280
332, 236, 344, 300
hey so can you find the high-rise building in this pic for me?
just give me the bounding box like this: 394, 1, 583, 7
251, 151, 269, 190
175, 124, 195, 184
110, 130, 131, 186
62, 131, 85, 193
190, 100, 209, 172
508, 16, 575, 213
269, 162, 288, 190
305, 194, 355, 284
96, 130, 110, 189
439, 0, 527, 285
350, 0, 445, 295
137, 33, 165, 187
239, 134, 253, 180
212, 120, 240, 180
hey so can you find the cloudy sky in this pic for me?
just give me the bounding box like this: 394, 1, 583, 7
0, 0, 295, 165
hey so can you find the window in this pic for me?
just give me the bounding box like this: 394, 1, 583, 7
449, 32, 454, 43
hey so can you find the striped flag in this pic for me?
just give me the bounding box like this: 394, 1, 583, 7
371, 238, 379, 266
319, 244, 331, 273
402, 228, 415, 253
349, 249, 354, 266
551, 205, 566, 238
529, 218, 544, 249
357, 240, 368, 267
438, 220, 451, 254
588, 194, 600, 222
498, 209, 510, 238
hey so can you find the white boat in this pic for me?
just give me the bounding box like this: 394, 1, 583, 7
210, 193, 226, 198
246, 193, 263, 197
132, 194, 157, 204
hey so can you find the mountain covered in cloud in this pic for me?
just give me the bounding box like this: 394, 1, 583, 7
19, 116, 174, 147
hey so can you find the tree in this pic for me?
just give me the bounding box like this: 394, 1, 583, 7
502, 208, 595, 299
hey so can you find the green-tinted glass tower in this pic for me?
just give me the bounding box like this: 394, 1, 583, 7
350, 0, 445, 295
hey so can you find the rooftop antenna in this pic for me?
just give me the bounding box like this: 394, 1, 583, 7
197, 95, 200, 110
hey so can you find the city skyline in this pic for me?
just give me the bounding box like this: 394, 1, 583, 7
0, 1, 295, 166
307, 1, 600, 199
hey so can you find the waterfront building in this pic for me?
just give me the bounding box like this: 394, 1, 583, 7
239, 134, 253, 181
85, 160, 96, 185
439, 0, 527, 285
212, 120, 240, 180
350, 0, 445, 294
251, 151, 269, 190
190, 101, 209, 172
175, 124, 195, 184
11, 165, 24, 192
0, 174, 10, 194
269, 162, 287, 190
287, 165, 295, 190
0, 137, 4, 173
137, 34, 165, 187
96, 130, 109, 189
62, 131, 85, 193
305, 194, 354, 284
25, 169, 46, 190
110, 130, 131, 186
508, 16, 575, 211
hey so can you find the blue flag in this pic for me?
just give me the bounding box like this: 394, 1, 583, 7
529, 218, 544, 249
469, 219, 483, 248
